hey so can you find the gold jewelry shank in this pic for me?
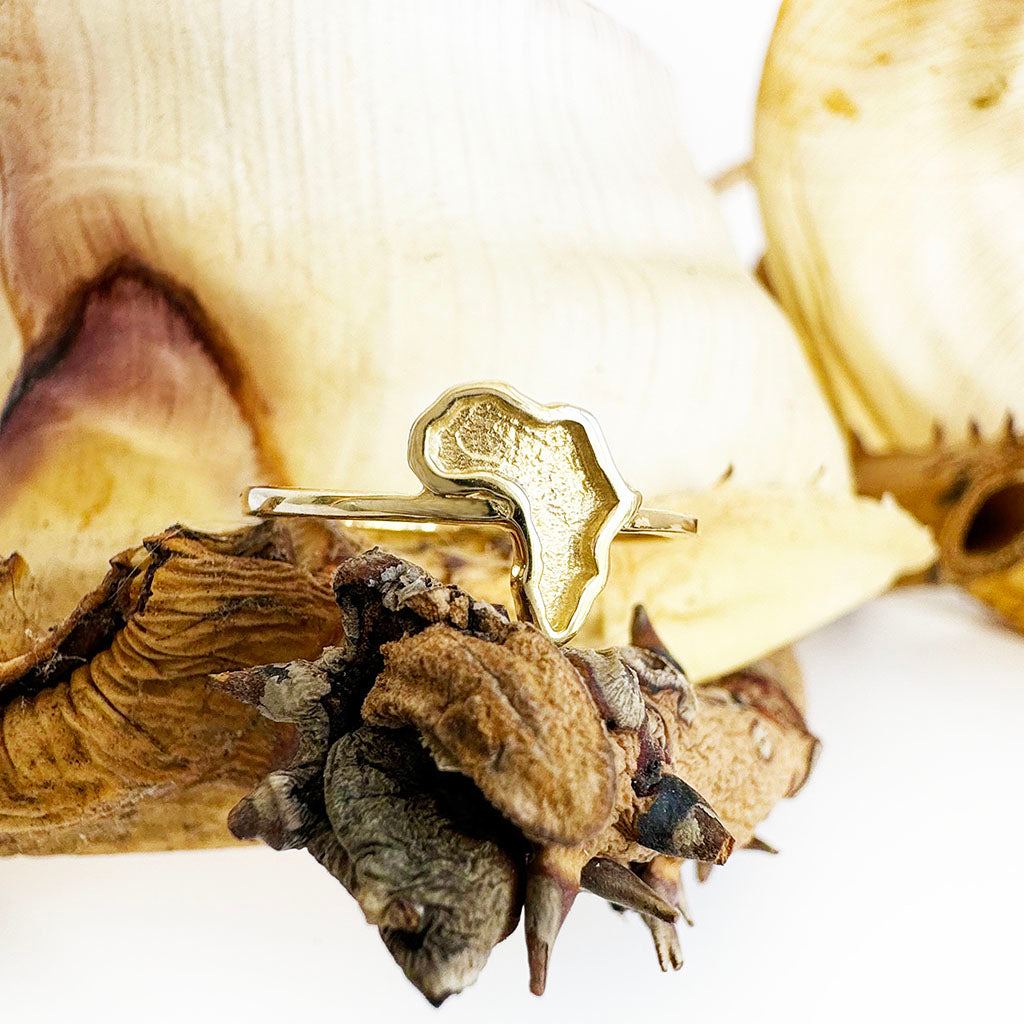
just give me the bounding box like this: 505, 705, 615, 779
245, 381, 696, 643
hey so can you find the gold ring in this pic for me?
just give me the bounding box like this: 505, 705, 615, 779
245, 382, 696, 643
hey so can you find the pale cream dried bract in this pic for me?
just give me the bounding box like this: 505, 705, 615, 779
0, 0, 932, 685
755, 0, 1024, 624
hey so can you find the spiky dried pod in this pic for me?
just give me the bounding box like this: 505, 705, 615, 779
0, 523, 818, 999
221, 550, 818, 1002
0, 0, 849, 1002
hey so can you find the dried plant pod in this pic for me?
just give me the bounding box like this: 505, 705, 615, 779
0, 522, 344, 854
211, 565, 525, 1005
755, 0, 1024, 619
216, 552, 817, 1001
0, 1, 911, 998
0, 0, 931, 689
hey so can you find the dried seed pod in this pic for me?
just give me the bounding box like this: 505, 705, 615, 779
755, 0, 1024, 622
0, 0, 870, 993
212, 554, 528, 1003
0, 0, 930, 692
218, 552, 817, 1001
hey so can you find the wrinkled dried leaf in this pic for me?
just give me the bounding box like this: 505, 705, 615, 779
0, 522, 343, 854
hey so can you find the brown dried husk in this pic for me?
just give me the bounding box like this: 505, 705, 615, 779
0, 525, 815, 865
0, 522, 346, 854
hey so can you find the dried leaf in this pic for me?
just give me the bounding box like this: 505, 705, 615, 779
0, 0, 932, 691
0, 523, 343, 854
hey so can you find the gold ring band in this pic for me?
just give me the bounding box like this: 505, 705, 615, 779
245, 382, 696, 643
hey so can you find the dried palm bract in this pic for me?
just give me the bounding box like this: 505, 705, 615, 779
755, 0, 1024, 626
0, 0, 933, 694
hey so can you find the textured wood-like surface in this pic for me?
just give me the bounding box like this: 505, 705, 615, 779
757, 0, 1024, 453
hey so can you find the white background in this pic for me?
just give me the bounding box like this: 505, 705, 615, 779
4, 4, 1023, 1022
